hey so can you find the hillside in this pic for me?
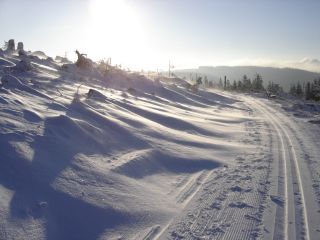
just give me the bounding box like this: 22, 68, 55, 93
0, 49, 249, 239
1, 49, 320, 240
175, 66, 320, 91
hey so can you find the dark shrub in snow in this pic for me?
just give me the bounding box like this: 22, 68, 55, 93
7, 39, 15, 51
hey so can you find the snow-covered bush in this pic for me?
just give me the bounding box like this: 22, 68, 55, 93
18, 49, 26, 56
75, 50, 93, 70
97, 60, 111, 76
12, 59, 32, 72
18, 43, 26, 56
72, 92, 81, 103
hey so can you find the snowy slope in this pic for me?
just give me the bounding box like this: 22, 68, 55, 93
0, 51, 250, 240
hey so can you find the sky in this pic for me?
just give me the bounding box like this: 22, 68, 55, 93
1, 0, 320, 71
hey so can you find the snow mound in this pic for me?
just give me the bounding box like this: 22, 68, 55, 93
114, 149, 220, 179
87, 89, 108, 101
1, 74, 51, 100
44, 114, 109, 151
104, 72, 162, 95
31, 51, 48, 59
55, 56, 72, 64
11, 59, 33, 72
1, 74, 23, 88
23, 109, 42, 122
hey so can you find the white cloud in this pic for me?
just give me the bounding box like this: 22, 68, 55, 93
291, 58, 320, 72
229, 58, 320, 73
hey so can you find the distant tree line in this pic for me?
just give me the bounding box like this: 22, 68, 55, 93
266, 82, 283, 95
178, 72, 288, 97
289, 78, 320, 101
196, 73, 287, 97
212, 74, 265, 92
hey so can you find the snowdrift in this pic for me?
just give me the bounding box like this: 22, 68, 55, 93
0, 49, 249, 239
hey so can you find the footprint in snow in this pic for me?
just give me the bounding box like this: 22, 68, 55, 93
229, 201, 253, 209
270, 195, 284, 206
230, 186, 252, 193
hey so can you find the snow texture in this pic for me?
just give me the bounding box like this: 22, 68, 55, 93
1, 50, 320, 240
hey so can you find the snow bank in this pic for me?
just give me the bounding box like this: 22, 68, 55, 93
114, 149, 220, 179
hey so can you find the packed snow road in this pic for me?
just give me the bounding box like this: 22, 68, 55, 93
158, 95, 320, 240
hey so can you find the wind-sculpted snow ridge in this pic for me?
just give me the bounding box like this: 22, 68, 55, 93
4, 50, 319, 240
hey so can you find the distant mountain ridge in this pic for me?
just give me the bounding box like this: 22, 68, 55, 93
175, 66, 320, 91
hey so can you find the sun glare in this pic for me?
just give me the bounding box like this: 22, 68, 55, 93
86, 0, 149, 69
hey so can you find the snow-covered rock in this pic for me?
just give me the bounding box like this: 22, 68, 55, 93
18, 49, 26, 56
18, 42, 26, 56
7, 39, 15, 51
17, 42, 24, 51
87, 89, 108, 101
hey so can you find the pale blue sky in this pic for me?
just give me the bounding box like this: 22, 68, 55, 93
1, 0, 320, 70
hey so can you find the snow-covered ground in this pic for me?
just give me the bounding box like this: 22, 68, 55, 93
1, 51, 320, 240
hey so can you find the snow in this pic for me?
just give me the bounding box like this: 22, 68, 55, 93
1, 49, 320, 240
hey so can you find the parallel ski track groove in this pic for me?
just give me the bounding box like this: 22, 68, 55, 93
280, 112, 320, 211
252, 99, 310, 240
261, 100, 311, 240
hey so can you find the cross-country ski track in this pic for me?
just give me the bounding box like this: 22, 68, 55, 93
156, 95, 320, 240
249, 98, 320, 240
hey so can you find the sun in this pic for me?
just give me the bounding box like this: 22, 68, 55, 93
85, 0, 149, 69
89, 0, 127, 31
